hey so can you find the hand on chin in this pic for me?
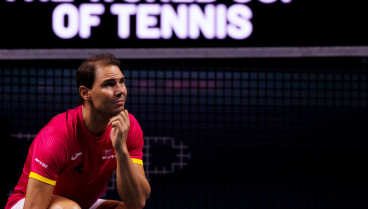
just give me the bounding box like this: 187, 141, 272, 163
111, 105, 124, 116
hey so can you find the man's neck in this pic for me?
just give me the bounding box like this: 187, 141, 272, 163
82, 104, 110, 137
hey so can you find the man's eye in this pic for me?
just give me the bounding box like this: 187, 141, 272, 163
104, 82, 114, 87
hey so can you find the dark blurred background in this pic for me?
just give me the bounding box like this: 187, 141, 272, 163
1, 57, 367, 209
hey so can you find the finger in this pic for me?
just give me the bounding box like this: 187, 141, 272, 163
110, 111, 129, 127
124, 109, 129, 118
122, 110, 130, 125
113, 114, 128, 129
109, 114, 120, 125
110, 121, 118, 127
109, 116, 119, 126
111, 121, 124, 132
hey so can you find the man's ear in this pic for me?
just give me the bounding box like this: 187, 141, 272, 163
79, 86, 91, 101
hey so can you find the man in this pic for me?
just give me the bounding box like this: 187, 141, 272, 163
5, 53, 151, 209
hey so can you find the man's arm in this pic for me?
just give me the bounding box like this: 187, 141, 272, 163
23, 178, 54, 209
110, 110, 151, 209
24, 177, 81, 209
115, 152, 151, 209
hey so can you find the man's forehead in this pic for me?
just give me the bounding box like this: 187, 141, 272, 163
95, 65, 124, 80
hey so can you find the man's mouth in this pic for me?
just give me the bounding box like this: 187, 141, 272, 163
113, 100, 125, 105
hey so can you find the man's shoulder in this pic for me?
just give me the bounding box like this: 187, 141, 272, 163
52, 105, 80, 122
38, 106, 81, 141
48, 106, 80, 127
127, 113, 143, 141
128, 113, 143, 132
128, 112, 140, 125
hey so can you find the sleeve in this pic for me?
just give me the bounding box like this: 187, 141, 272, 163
127, 114, 144, 165
29, 125, 68, 186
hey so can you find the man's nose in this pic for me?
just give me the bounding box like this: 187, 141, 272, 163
116, 92, 123, 98
115, 83, 126, 97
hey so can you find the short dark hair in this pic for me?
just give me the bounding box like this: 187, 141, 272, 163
76, 53, 121, 104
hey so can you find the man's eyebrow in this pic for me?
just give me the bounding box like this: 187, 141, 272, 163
101, 78, 116, 83
102, 76, 125, 83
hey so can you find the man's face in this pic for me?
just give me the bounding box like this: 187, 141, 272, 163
89, 64, 127, 117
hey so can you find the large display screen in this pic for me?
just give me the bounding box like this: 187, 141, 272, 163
1, 0, 367, 48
